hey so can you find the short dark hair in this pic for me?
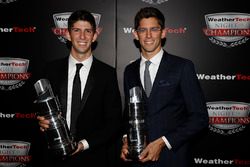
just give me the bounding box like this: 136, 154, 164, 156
68, 9, 96, 31
134, 7, 165, 30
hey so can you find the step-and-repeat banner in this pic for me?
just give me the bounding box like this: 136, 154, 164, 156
0, 0, 249, 166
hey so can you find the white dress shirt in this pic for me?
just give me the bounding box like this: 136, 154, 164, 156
66, 54, 93, 150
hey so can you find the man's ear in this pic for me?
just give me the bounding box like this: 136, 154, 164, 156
92, 31, 98, 43
64, 29, 71, 41
132, 30, 139, 40
161, 27, 167, 39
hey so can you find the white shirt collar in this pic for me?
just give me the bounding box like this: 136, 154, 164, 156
140, 49, 163, 66
69, 54, 93, 70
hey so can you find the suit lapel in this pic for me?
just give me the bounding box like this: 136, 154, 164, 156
58, 58, 69, 117
135, 60, 143, 87
132, 59, 149, 99
150, 51, 170, 98
79, 58, 95, 111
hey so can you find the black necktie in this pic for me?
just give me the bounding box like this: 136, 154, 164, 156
70, 63, 83, 136
144, 60, 152, 97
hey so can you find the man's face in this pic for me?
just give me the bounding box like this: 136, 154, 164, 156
133, 17, 166, 59
66, 20, 97, 60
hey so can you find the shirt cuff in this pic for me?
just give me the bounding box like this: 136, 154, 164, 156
79, 139, 89, 150
122, 134, 127, 143
162, 136, 172, 150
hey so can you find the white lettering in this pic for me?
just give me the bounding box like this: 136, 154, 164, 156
194, 158, 234, 164
123, 27, 134, 33
0, 113, 15, 118
196, 74, 236, 80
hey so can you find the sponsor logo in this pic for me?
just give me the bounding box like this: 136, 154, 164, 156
0, 112, 36, 119
0, 140, 31, 167
0, 0, 17, 4
203, 12, 250, 48
207, 101, 250, 135
141, 0, 168, 5
194, 158, 250, 166
0, 27, 36, 33
123, 27, 187, 34
0, 58, 31, 91
52, 12, 102, 43
197, 73, 250, 81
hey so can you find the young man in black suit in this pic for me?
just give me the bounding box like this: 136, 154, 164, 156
37, 9, 122, 167
121, 7, 209, 167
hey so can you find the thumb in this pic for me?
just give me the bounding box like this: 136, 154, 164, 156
139, 149, 147, 160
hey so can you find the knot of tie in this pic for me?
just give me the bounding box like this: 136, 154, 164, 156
145, 60, 151, 69
76, 63, 83, 73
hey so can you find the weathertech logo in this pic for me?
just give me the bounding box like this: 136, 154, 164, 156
207, 101, 250, 135
0, 140, 31, 167
123, 27, 187, 34
0, 112, 36, 119
203, 12, 250, 48
0, 27, 36, 33
141, 0, 168, 5
194, 158, 250, 166
52, 12, 101, 43
197, 73, 250, 81
0, 58, 31, 91
0, 0, 17, 4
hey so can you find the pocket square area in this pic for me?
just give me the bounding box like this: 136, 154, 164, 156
158, 80, 170, 86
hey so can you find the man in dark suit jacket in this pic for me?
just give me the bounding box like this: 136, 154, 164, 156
37, 10, 122, 167
120, 7, 209, 167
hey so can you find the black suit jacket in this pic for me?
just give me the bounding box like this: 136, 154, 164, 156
41, 56, 122, 167
123, 51, 209, 167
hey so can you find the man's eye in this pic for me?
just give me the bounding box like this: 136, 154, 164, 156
72, 28, 80, 32
85, 29, 93, 34
151, 27, 161, 32
137, 28, 146, 33
136, 27, 161, 33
